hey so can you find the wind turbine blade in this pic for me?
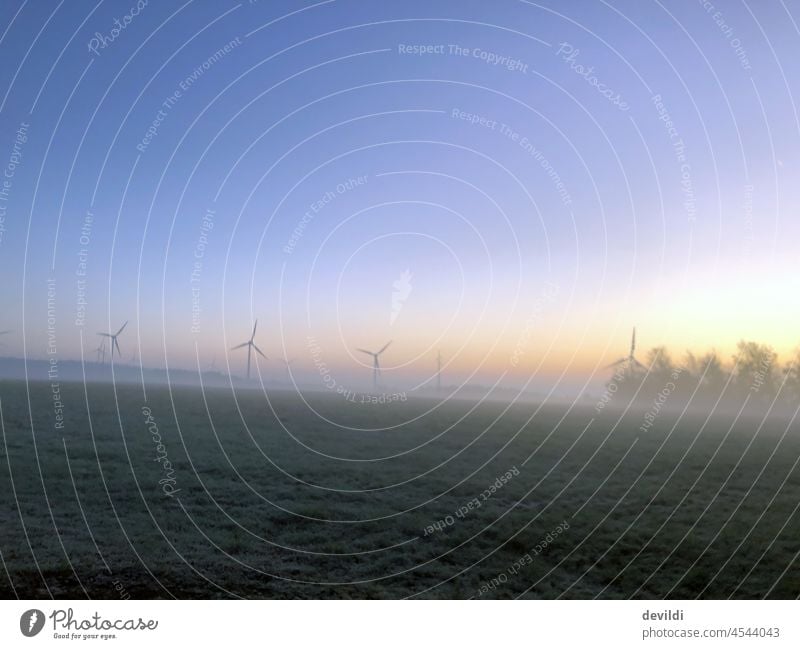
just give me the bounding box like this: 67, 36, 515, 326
231, 342, 249, 350
97, 333, 111, 337
0, 330, 11, 335
116, 321, 128, 336
356, 348, 373, 356
604, 358, 627, 369
377, 340, 392, 354
253, 344, 267, 359
251, 319, 258, 340
115, 338, 121, 355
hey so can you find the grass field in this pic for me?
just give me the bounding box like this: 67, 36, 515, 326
0, 379, 798, 599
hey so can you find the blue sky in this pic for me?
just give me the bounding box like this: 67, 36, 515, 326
0, 0, 798, 391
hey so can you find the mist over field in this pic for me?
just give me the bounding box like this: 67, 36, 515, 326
1, 379, 797, 599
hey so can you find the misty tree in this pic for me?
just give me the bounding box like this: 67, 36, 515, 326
732, 341, 778, 400
782, 348, 800, 404
636, 346, 684, 401
686, 350, 728, 397
646, 346, 674, 378
603, 342, 796, 409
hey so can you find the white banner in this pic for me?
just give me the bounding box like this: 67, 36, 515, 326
1, 601, 796, 648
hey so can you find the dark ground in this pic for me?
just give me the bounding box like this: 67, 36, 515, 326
0, 379, 798, 598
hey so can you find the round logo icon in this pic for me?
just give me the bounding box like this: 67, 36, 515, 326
20, 609, 45, 637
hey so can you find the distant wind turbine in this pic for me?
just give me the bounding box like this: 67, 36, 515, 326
436, 350, 443, 392
97, 321, 127, 360
231, 320, 266, 379
0, 330, 10, 347
356, 341, 391, 390
606, 327, 645, 373
95, 339, 106, 364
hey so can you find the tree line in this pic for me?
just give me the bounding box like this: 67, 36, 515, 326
604, 341, 800, 409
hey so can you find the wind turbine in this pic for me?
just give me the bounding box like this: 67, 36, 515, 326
436, 350, 443, 392
606, 327, 645, 373
97, 321, 127, 360
0, 330, 10, 347
231, 320, 266, 379
356, 341, 391, 390
95, 338, 106, 364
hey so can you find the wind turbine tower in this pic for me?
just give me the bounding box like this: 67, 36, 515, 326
231, 320, 267, 380
606, 327, 645, 374
356, 341, 392, 391
97, 321, 127, 360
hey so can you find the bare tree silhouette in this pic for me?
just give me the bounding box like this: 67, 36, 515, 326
603, 340, 797, 409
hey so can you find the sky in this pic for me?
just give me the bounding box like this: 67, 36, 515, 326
0, 0, 798, 393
